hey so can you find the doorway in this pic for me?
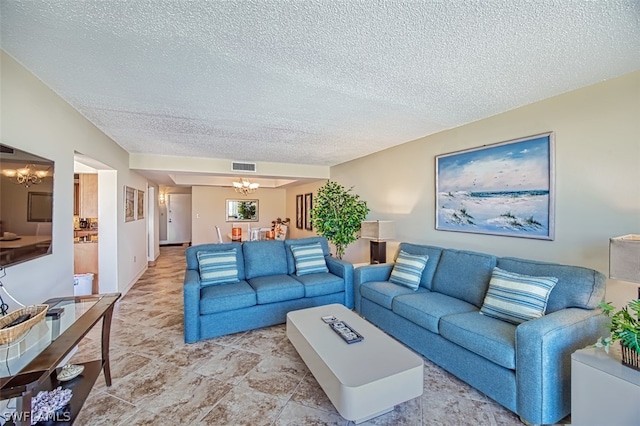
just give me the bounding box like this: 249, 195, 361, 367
73, 153, 117, 293
160, 193, 191, 245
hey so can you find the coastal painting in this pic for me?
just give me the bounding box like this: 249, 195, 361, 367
436, 133, 554, 240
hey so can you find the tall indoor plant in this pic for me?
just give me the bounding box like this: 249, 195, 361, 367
310, 180, 369, 259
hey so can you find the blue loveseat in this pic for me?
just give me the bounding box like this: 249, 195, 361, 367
184, 236, 354, 343
354, 242, 607, 425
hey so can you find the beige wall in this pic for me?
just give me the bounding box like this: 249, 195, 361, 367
0, 51, 150, 305
191, 186, 287, 245
331, 71, 640, 308
286, 180, 327, 240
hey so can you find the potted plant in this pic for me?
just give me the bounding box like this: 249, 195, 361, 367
596, 299, 640, 370
310, 180, 369, 259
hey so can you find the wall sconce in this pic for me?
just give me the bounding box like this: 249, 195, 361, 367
361, 220, 396, 264
610, 234, 640, 299
159, 192, 165, 204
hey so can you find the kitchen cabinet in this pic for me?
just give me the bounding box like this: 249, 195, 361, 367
74, 242, 98, 293
78, 173, 98, 218
73, 174, 80, 216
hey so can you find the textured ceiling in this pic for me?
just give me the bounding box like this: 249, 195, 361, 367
2, 1, 640, 169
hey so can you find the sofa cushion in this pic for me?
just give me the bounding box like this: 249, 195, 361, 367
197, 249, 240, 287
396, 243, 444, 290
290, 242, 329, 276
480, 267, 558, 325
389, 250, 429, 291
199, 281, 256, 315
292, 272, 344, 298
497, 257, 606, 313
243, 240, 288, 279
285, 237, 331, 275
247, 274, 305, 304
186, 242, 245, 280
440, 311, 517, 370
360, 281, 428, 310
392, 291, 478, 334
431, 249, 497, 307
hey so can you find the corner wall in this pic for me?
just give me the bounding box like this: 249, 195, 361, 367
286, 181, 327, 240
0, 51, 149, 305
331, 71, 640, 308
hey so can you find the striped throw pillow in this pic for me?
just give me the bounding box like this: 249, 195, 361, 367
290, 243, 328, 276
480, 267, 558, 325
197, 249, 239, 286
389, 250, 429, 290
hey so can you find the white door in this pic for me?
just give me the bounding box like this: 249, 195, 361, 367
166, 194, 192, 244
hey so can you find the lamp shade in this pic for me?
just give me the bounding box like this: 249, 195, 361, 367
609, 234, 640, 283
361, 220, 395, 241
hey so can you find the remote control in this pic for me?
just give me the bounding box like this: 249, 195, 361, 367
321, 315, 337, 323
329, 321, 364, 344
2, 313, 31, 329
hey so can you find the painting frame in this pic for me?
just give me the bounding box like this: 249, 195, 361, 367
225, 199, 259, 222
296, 194, 304, 229
124, 186, 135, 222
435, 132, 555, 240
304, 193, 313, 231
27, 192, 53, 222
137, 190, 145, 220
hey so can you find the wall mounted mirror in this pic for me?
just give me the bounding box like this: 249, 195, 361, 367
0, 143, 54, 267
226, 199, 258, 222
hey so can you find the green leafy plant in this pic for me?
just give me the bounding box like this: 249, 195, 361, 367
596, 299, 640, 354
237, 201, 256, 220
310, 180, 370, 259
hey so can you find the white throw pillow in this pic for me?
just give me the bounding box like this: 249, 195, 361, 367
389, 250, 429, 291
197, 249, 239, 286
290, 243, 328, 276
480, 267, 558, 325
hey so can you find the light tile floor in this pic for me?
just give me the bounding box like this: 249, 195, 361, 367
71, 246, 567, 425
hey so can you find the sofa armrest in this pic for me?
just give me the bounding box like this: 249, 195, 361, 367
353, 264, 394, 313
326, 256, 355, 309
515, 308, 607, 424
183, 269, 202, 343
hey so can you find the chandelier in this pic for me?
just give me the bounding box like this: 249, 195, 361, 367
232, 178, 259, 196
2, 164, 49, 187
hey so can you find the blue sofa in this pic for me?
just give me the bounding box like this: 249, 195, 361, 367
184, 236, 354, 343
354, 242, 607, 425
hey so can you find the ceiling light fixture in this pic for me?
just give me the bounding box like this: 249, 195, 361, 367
2, 164, 49, 188
233, 178, 259, 196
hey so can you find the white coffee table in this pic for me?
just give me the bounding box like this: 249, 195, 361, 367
286, 304, 423, 423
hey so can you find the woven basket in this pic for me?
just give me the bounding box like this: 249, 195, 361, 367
621, 343, 640, 372
0, 305, 48, 345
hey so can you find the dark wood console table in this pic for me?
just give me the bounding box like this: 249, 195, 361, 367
0, 293, 121, 425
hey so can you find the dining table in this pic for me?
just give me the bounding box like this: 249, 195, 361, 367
0, 236, 52, 263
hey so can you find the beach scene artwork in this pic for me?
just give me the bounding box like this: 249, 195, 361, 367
436, 133, 554, 240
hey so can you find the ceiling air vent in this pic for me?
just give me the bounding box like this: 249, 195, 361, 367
231, 161, 257, 172
0, 145, 15, 154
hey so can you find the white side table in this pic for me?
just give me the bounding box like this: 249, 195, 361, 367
571, 346, 640, 426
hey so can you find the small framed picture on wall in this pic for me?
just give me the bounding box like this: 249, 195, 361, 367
296, 194, 304, 229
137, 190, 145, 220
304, 193, 313, 231
124, 186, 135, 222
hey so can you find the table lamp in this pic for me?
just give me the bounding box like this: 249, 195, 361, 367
361, 220, 395, 264
609, 234, 640, 300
